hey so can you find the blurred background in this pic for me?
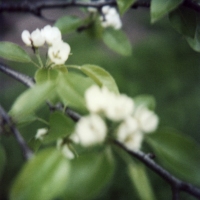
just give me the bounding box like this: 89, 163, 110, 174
0, 1, 200, 200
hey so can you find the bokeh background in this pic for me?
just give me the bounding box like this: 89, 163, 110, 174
0, 1, 200, 200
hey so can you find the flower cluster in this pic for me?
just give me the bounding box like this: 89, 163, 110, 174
21, 25, 71, 65
71, 85, 159, 151
88, 5, 122, 30
100, 6, 122, 30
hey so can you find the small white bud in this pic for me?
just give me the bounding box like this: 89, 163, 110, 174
35, 128, 48, 140
30, 29, 45, 47
21, 30, 32, 46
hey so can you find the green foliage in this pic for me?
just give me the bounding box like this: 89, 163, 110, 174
81, 64, 119, 94
116, 0, 137, 15
134, 95, 156, 110
9, 81, 56, 122
10, 148, 70, 200
55, 15, 86, 34
147, 129, 200, 185
63, 150, 115, 200
102, 28, 132, 56
0, 42, 32, 63
151, 0, 184, 23
44, 112, 74, 144
128, 162, 156, 200
169, 6, 196, 38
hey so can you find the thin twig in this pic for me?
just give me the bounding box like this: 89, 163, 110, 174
0, 104, 33, 160
113, 140, 200, 199
0, 0, 198, 18
0, 63, 35, 88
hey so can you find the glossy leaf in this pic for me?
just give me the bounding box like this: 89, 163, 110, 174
103, 28, 132, 56
63, 150, 115, 200
44, 112, 74, 143
151, 0, 184, 23
10, 148, 70, 200
81, 64, 119, 94
0, 144, 6, 180
57, 71, 93, 110
35, 68, 59, 84
117, 0, 136, 15
186, 24, 200, 52
9, 81, 56, 122
134, 95, 156, 110
169, 6, 196, 38
147, 128, 200, 184
55, 15, 85, 34
0, 42, 31, 62
128, 162, 156, 200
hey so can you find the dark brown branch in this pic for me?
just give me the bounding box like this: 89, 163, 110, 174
114, 140, 200, 200
0, 104, 33, 160
0, 63, 35, 88
0, 0, 199, 17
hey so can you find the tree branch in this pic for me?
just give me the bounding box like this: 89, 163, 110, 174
0, 104, 33, 160
113, 140, 200, 200
0, 0, 199, 18
0, 63, 35, 88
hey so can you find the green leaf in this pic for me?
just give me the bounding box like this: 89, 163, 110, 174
169, 6, 196, 38
147, 128, 200, 185
186, 22, 200, 52
0, 42, 31, 62
55, 15, 85, 34
103, 28, 132, 56
10, 148, 70, 200
134, 95, 156, 110
128, 162, 156, 200
151, 0, 184, 23
0, 144, 6, 180
81, 64, 119, 94
9, 81, 56, 122
117, 0, 137, 15
44, 112, 74, 144
57, 72, 93, 110
35, 68, 59, 84
63, 150, 114, 200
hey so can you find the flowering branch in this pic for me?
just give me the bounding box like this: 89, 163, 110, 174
113, 140, 200, 200
0, 0, 199, 17
0, 104, 33, 160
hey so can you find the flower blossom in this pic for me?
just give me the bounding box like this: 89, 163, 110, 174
135, 106, 159, 133
85, 85, 134, 121
100, 6, 122, 30
41, 25, 62, 45
48, 41, 71, 65
21, 29, 45, 47
116, 116, 143, 151
72, 114, 107, 147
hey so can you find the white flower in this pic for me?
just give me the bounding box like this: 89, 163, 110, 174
85, 85, 109, 113
35, 128, 48, 140
41, 25, 62, 45
48, 40, 71, 65
135, 106, 159, 133
105, 94, 134, 121
85, 85, 134, 121
73, 114, 107, 147
57, 139, 75, 159
21, 29, 45, 47
116, 117, 143, 151
100, 6, 122, 30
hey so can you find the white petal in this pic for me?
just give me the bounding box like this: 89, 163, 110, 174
31, 29, 45, 47
21, 30, 31, 46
